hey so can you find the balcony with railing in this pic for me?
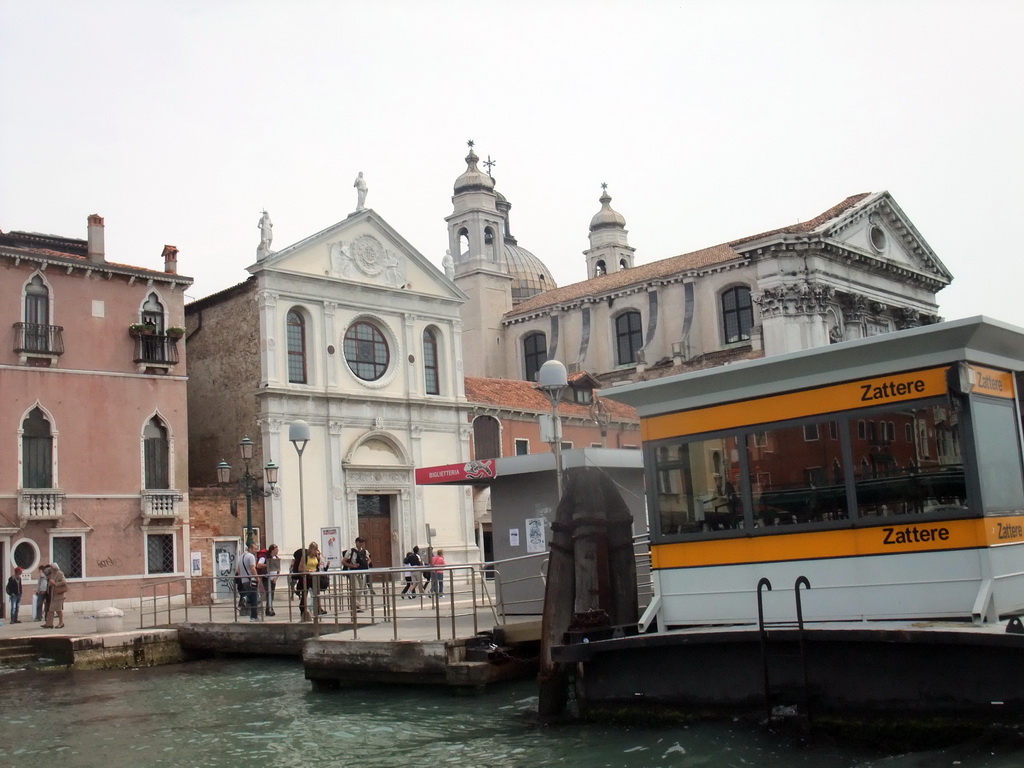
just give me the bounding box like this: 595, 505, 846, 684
142, 490, 183, 521
13, 322, 64, 363
132, 334, 181, 367
18, 489, 65, 521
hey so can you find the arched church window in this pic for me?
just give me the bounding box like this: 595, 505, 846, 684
523, 332, 547, 382
423, 328, 440, 395
287, 309, 307, 384
615, 311, 643, 365
722, 286, 753, 344
594, 260, 606, 277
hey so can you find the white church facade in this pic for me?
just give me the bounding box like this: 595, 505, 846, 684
185, 144, 955, 574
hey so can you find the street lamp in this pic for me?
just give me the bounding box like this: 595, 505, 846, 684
538, 359, 568, 498
217, 437, 279, 548
289, 420, 311, 619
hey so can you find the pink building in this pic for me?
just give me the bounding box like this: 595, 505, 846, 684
0, 215, 192, 614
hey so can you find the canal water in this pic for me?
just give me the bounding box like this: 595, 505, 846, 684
2, 658, 1023, 767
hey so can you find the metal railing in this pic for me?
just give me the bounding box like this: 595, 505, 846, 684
132, 334, 180, 365
13, 322, 64, 355
138, 537, 654, 638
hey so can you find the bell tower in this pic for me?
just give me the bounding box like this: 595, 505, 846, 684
446, 141, 513, 378
584, 184, 634, 278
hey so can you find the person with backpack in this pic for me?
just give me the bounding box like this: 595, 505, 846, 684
342, 537, 370, 611
401, 546, 423, 598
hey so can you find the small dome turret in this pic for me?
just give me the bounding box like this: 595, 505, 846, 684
454, 143, 495, 194
590, 186, 627, 231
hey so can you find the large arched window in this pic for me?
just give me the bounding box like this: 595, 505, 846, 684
22, 407, 53, 488
473, 415, 501, 460
523, 332, 547, 382
423, 328, 440, 395
615, 310, 643, 365
722, 286, 754, 344
144, 417, 170, 490
287, 309, 307, 384
344, 321, 390, 381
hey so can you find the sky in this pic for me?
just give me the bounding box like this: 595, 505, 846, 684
2, 1, 1023, 327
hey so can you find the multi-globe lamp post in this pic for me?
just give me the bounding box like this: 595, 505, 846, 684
217, 436, 279, 548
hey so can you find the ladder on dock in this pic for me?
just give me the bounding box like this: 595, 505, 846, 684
756, 576, 812, 724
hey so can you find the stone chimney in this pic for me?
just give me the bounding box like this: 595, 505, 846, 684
162, 245, 179, 274
87, 214, 105, 263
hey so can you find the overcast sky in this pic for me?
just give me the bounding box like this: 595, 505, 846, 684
3, 1, 1022, 328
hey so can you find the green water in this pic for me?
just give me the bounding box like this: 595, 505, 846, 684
1, 659, 1022, 767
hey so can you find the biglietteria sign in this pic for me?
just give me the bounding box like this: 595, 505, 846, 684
415, 459, 498, 485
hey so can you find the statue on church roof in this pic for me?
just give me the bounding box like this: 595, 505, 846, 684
353, 171, 368, 211
442, 249, 454, 279
257, 210, 273, 259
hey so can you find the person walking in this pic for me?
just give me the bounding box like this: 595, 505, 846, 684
259, 544, 280, 616
43, 563, 68, 628
431, 549, 446, 597
34, 566, 49, 621
401, 546, 423, 598
237, 543, 260, 622
5, 567, 23, 623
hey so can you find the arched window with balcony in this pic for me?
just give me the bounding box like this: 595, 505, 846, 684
287, 309, 308, 384
722, 285, 754, 344
615, 310, 643, 365
23, 274, 51, 352
144, 417, 170, 490
523, 332, 547, 382
423, 327, 440, 395
22, 407, 53, 489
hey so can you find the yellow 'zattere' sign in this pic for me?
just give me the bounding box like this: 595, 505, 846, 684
642, 366, 951, 442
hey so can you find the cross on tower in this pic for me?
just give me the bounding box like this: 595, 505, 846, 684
483, 155, 497, 176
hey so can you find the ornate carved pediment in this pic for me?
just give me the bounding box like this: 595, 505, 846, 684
330, 235, 407, 288
754, 282, 835, 318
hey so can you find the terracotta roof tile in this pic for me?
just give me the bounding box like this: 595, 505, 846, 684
506, 193, 871, 319
465, 376, 638, 422
0, 229, 188, 280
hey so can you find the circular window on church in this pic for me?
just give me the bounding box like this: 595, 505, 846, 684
869, 224, 887, 253
13, 539, 39, 571
344, 321, 391, 381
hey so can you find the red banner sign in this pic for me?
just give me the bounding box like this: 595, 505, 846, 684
415, 459, 497, 485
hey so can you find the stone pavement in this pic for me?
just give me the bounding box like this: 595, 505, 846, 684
0, 589, 518, 644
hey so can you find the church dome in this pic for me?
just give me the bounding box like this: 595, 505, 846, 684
590, 187, 627, 231
504, 242, 556, 303
454, 147, 495, 194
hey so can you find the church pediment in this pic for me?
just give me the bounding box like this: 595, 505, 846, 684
250, 210, 466, 301
821, 192, 953, 283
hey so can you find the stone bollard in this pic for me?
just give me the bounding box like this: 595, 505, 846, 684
96, 606, 125, 633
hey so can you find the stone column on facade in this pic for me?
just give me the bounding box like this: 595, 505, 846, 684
256, 290, 280, 385
323, 302, 339, 390
328, 420, 345, 531
754, 280, 833, 353
451, 320, 465, 399
404, 313, 419, 395
262, 417, 286, 549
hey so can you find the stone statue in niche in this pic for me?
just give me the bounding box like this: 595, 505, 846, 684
353, 172, 368, 211
257, 210, 273, 259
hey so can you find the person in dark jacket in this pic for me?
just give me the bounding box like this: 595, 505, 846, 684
5, 567, 23, 623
